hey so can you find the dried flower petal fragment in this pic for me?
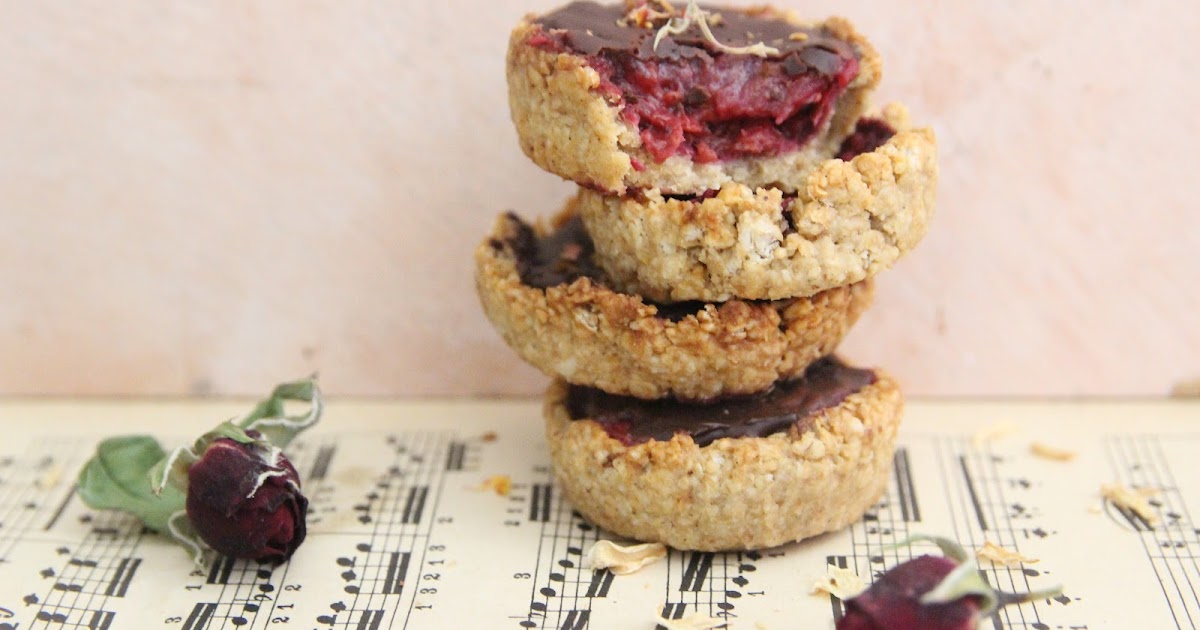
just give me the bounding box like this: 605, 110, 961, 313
975, 541, 1038, 567
586, 540, 667, 575
972, 422, 1019, 449
1101, 483, 1159, 525
655, 611, 726, 630
810, 565, 866, 599
653, 0, 779, 57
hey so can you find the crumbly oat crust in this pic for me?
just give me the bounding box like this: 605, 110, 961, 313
474, 207, 875, 401
507, 11, 881, 195
544, 367, 903, 550
578, 104, 937, 301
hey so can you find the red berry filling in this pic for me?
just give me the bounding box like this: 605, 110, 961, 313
590, 50, 858, 164
532, 2, 861, 165
836, 117, 897, 161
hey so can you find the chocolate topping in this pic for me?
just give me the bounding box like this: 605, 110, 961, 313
535, 1, 854, 70
504, 213, 604, 289
566, 356, 876, 447
501, 214, 707, 319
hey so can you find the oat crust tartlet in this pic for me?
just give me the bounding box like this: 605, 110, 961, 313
544, 363, 903, 550
578, 104, 937, 302
475, 207, 874, 400
507, 2, 882, 194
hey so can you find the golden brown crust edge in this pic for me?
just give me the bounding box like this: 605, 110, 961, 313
474, 205, 876, 400
544, 368, 903, 550
578, 104, 938, 302
506, 12, 882, 195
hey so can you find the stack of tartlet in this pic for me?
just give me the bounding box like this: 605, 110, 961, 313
476, 0, 937, 551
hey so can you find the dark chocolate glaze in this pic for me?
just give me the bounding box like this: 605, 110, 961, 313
501, 213, 710, 322
535, 1, 856, 73
504, 213, 604, 289
566, 356, 876, 447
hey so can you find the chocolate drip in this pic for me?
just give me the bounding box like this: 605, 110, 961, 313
505, 213, 604, 289
566, 356, 876, 446
536, 1, 855, 70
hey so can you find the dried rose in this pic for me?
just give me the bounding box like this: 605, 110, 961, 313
185, 433, 307, 562
837, 536, 1060, 630
78, 378, 322, 563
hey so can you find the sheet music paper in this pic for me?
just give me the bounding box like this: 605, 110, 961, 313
0, 398, 1197, 629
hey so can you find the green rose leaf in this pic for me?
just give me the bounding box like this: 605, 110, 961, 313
77, 435, 186, 534
235, 377, 323, 450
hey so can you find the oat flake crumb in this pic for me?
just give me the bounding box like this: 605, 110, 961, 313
976, 541, 1039, 567
1101, 483, 1160, 525
1171, 379, 1200, 397
809, 565, 866, 600
654, 611, 726, 630
36, 464, 63, 490
481, 431, 499, 442
1030, 441, 1076, 461
586, 540, 667, 575
478, 475, 512, 496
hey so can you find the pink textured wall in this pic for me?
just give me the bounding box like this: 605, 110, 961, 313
1, 1, 1197, 397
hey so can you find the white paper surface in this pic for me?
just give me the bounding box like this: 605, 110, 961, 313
0, 398, 1197, 629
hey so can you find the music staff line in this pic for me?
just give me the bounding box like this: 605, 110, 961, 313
328, 431, 451, 630
521, 471, 607, 630
30, 512, 144, 630
1105, 434, 1200, 629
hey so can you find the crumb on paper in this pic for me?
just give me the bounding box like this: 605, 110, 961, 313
1101, 483, 1159, 525
788, 32, 808, 41
972, 422, 1020, 449
35, 464, 63, 490
655, 611, 726, 630
586, 540, 667, 575
481, 431, 499, 442
477, 475, 512, 496
1171, 379, 1200, 398
1030, 442, 1077, 462
976, 541, 1039, 567
809, 565, 866, 600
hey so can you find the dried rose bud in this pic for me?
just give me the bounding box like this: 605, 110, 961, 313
837, 536, 1060, 630
186, 436, 307, 562
838, 555, 977, 630
78, 378, 322, 564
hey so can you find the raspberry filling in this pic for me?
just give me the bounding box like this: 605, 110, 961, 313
566, 356, 876, 447
835, 117, 896, 161
657, 117, 895, 213
533, 2, 861, 164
